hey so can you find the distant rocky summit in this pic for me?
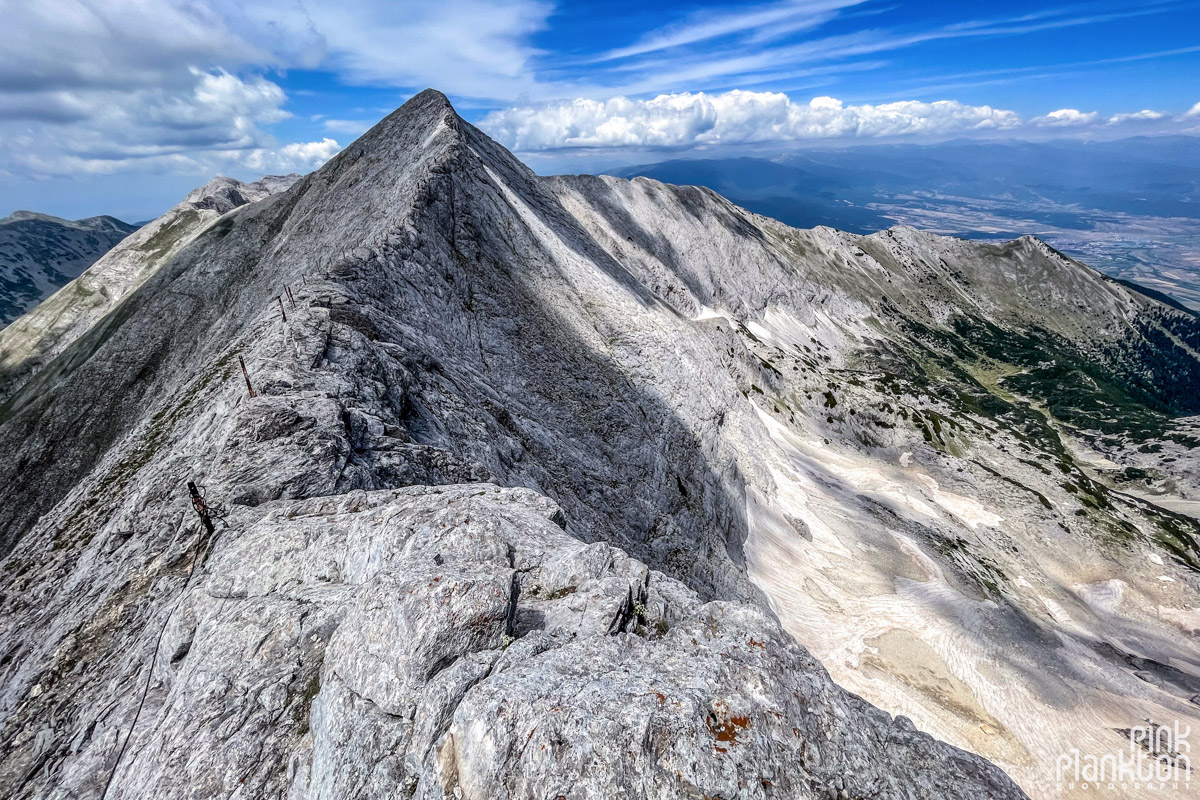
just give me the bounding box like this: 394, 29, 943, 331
0, 175, 297, 398
2, 89, 1199, 799
0, 211, 138, 326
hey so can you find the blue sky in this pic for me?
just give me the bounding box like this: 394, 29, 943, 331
2, 0, 1199, 221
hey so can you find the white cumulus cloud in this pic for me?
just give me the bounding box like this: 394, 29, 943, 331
1107, 109, 1167, 125
240, 138, 343, 173
0, 69, 296, 178
1029, 108, 1100, 127
0, 0, 307, 179
480, 91, 1022, 150
0, 0, 551, 182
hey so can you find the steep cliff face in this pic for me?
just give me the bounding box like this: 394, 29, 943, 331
0, 211, 138, 326
1, 89, 1198, 800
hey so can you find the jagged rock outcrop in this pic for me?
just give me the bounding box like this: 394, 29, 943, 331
0, 211, 138, 326
2, 89, 1199, 799
3, 485, 1022, 799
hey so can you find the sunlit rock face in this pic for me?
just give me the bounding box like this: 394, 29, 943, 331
3, 88, 1199, 800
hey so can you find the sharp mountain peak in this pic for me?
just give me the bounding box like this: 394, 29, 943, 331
324, 88, 464, 166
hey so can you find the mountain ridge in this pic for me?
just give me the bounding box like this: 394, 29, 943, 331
0, 172, 299, 405
0, 211, 139, 326
1, 210, 132, 229
3, 89, 1200, 799
605, 141, 1200, 311
0, 87, 1029, 799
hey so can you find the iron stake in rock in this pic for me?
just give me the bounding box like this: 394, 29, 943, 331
239, 355, 255, 398
187, 481, 215, 536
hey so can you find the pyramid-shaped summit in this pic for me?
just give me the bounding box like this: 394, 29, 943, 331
5, 87, 1200, 800
361, 87, 458, 138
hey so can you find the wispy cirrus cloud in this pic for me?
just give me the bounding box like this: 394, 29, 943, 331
573, 1, 1190, 97
271, 0, 552, 100
856, 43, 1200, 102
593, 0, 870, 62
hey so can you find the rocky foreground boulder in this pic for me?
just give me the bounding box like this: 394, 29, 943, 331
13, 484, 1022, 798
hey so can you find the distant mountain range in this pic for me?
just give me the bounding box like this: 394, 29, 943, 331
0, 212, 139, 325
11, 137, 1195, 333
606, 136, 1200, 309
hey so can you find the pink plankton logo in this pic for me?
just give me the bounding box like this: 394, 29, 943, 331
1057, 721, 1192, 792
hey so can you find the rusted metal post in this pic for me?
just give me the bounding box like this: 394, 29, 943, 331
239, 356, 255, 398
277, 295, 287, 322
187, 481, 215, 536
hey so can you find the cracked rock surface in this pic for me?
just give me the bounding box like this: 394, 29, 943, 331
14, 485, 1024, 799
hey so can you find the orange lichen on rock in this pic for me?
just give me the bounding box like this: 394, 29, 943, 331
707, 713, 751, 744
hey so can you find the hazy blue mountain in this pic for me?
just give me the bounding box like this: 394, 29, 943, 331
0, 212, 138, 325
606, 136, 1200, 308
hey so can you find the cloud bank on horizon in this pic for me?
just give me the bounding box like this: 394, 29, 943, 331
2, 0, 1199, 217
482, 92, 1199, 151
